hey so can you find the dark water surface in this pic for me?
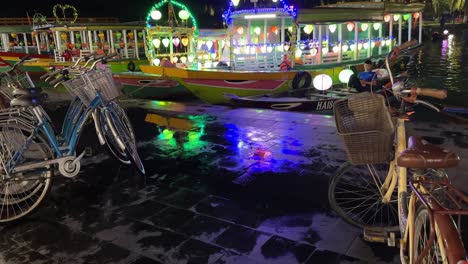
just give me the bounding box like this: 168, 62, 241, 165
412, 26, 468, 107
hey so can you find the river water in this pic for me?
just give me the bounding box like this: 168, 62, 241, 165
411, 26, 468, 107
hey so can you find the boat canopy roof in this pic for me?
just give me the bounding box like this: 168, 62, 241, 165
297, 2, 425, 24
48, 22, 146, 32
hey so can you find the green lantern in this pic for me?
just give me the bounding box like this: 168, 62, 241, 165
137, 32, 143, 38
75, 33, 81, 39
403, 14, 411, 21
116, 32, 122, 39
75, 43, 81, 48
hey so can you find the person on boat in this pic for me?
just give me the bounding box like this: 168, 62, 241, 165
348, 59, 377, 92
279, 54, 292, 71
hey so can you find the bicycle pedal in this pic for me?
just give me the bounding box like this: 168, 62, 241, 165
84, 147, 93, 157
363, 227, 397, 247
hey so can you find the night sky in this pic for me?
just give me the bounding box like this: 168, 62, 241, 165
6, 0, 324, 28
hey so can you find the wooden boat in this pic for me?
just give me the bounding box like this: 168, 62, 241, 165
223, 89, 352, 112
140, 1, 426, 104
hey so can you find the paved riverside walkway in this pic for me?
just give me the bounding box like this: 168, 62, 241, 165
1, 98, 467, 264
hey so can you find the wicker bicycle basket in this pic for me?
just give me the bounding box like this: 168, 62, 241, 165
333, 92, 394, 165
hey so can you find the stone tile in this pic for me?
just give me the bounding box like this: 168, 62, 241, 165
147, 206, 196, 231
79, 242, 162, 264
213, 225, 271, 254
346, 236, 400, 263
179, 215, 232, 243
159, 188, 207, 209
115, 200, 168, 221
305, 249, 367, 264
0, 243, 57, 264
253, 235, 316, 263
165, 238, 225, 264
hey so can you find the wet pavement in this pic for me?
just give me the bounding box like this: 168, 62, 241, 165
1, 98, 468, 264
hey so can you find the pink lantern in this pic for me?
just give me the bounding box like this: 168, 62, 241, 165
173, 37, 180, 47
413, 13, 420, 19
346, 22, 354, 32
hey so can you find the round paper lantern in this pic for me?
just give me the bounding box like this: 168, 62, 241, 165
61, 33, 67, 40
98, 32, 105, 39
346, 22, 354, 32
181, 37, 189, 46
363, 42, 369, 49
75, 43, 81, 49
151, 10, 162, 20
303, 25, 313, 34
81, 43, 87, 48
413, 13, 420, 19
384, 15, 391, 22
332, 46, 339, 53
339, 69, 354, 84
138, 32, 143, 38
236, 27, 244, 35
373, 23, 381, 30
162, 38, 170, 47
232, 0, 240, 6
322, 47, 329, 54
180, 56, 187, 63
310, 48, 317, 56
188, 55, 194, 63
10, 33, 17, 38
152, 39, 161, 48
284, 44, 290, 51
393, 14, 400, 21
128, 32, 134, 39
116, 32, 122, 39
313, 74, 333, 91
267, 46, 273, 53
179, 10, 190, 20
329, 24, 337, 33
403, 14, 410, 21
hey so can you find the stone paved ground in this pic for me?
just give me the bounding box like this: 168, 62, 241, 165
0, 99, 467, 264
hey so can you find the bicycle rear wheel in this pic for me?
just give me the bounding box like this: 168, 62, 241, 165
328, 161, 399, 229
0, 124, 53, 222
413, 205, 444, 263
103, 103, 145, 175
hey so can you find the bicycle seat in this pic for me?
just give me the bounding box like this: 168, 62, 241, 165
397, 136, 459, 169
10, 93, 48, 107
12, 87, 43, 97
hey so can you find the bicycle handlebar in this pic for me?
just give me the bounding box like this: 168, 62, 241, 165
415, 88, 447, 100
49, 75, 68, 87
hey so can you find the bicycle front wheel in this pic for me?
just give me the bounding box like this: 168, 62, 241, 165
328, 161, 399, 229
103, 103, 145, 175
0, 124, 53, 222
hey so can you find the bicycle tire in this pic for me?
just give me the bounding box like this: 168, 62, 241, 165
103, 104, 145, 175
328, 161, 399, 229
96, 106, 131, 165
0, 123, 53, 223
413, 205, 444, 263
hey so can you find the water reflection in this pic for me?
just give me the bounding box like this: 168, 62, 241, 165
414, 27, 468, 106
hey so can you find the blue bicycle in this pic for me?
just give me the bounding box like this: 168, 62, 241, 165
0, 53, 144, 222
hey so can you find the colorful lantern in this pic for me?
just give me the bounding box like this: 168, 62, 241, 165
332, 46, 339, 53
384, 15, 391, 22
181, 37, 189, 46
173, 37, 180, 47
128, 32, 134, 39
98, 32, 105, 39
271, 26, 278, 35
254, 27, 261, 35
342, 44, 349, 52
329, 24, 337, 33
153, 58, 161, 66
403, 14, 411, 21
295, 49, 302, 58
236, 27, 244, 35
206, 40, 213, 50
303, 25, 313, 34
180, 56, 187, 64
232, 0, 240, 6
116, 32, 122, 39
361, 23, 368, 31
151, 10, 162, 20
138, 32, 143, 38
75, 33, 80, 39
152, 39, 161, 48
310, 48, 317, 56
373, 23, 381, 30
346, 22, 354, 32
60, 33, 67, 40
393, 14, 400, 21
10, 33, 17, 38
413, 13, 420, 19
178, 10, 190, 20
162, 38, 170, 47
322, 47, 329, 54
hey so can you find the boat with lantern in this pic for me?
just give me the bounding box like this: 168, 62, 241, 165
140, 0, 425, 104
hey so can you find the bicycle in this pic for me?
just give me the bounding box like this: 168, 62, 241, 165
0, 53, 145, 222
328, 40, 468, 263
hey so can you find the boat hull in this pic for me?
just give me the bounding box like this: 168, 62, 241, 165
140, 65, 344, 104
113, 73, 190, 100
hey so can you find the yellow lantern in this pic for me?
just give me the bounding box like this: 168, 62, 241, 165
181, 37, 189, 46
60, 33, 67, 40
128, 32, 134, 39
98, 32, 105, 39
10, 33, 17, 38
